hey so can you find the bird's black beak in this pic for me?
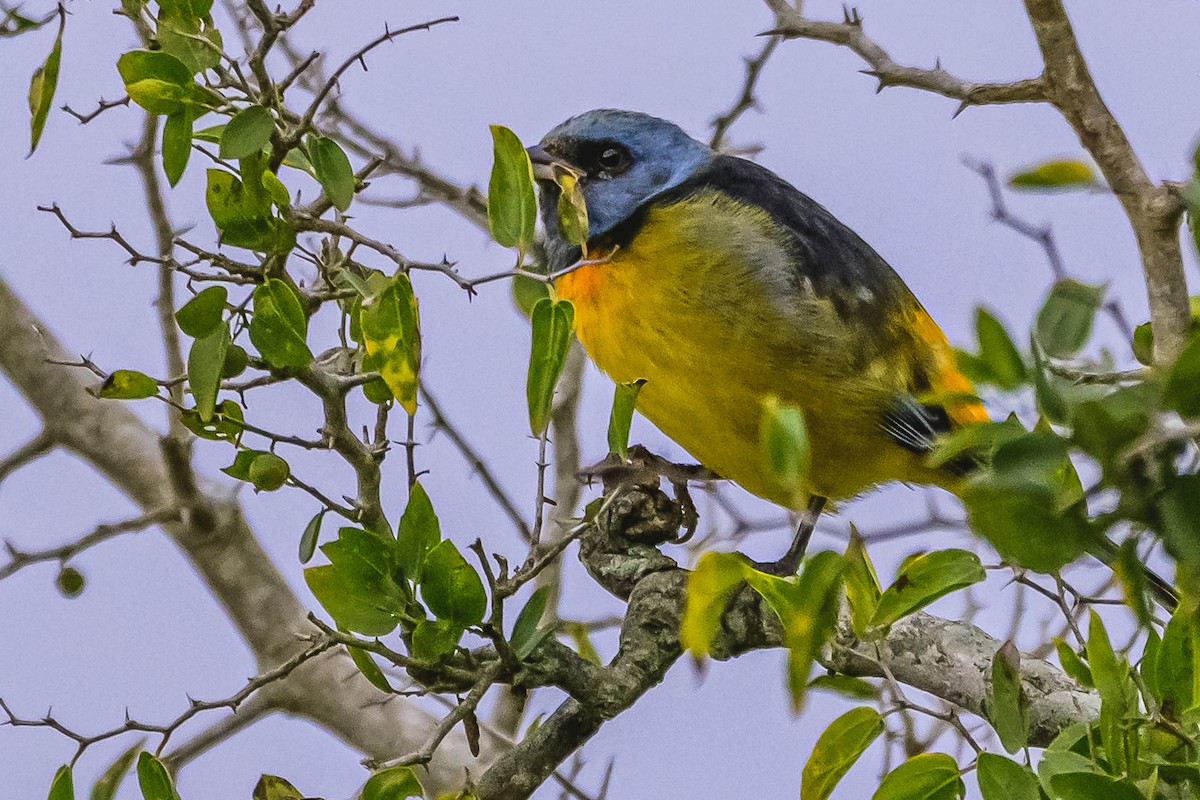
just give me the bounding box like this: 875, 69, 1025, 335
526, 144, 567, 182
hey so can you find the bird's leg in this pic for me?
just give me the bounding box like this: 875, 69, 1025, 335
752, 495, 828, 577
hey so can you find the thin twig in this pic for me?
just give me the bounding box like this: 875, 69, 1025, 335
0, 508, 179, 581
765, 3, 1047, 117
710, 35, 780, 151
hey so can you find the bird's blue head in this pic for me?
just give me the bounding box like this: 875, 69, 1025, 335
529, 110, 712, 265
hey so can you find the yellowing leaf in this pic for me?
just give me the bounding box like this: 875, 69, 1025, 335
360, 272, 421, 415
680, 551, 750, 659
96, 370, 159, 400
556, 171, 589, 249
27, 10, 64, 154
1009, 159, 1095, 191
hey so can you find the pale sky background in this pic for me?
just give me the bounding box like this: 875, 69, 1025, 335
3, 1, 1199, 798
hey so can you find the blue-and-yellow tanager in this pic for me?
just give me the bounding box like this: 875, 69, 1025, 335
528, 109, 988, 568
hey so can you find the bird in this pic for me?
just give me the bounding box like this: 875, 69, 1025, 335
525, 109, 988, 575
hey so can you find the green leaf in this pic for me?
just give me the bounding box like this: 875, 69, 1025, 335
161, 111, 192, 187
1054, 637, 1094, 688
1155, 608, 1195, 712
308, 135, 355, 211
870, 549, 984, 629
136, 753, 177, 800
90, 741, 141, 800
526, 298, 575, 435
976, 753, 1039, 800
607, 379, 645, 460
1163, 332, 1200, 418
175, 285, 227, 337
487, 124, 537, 262
410, 618, 463, 661
1087, 610, 1132, 776
249, 278, 312, 369
844, 527, 882, 639
1048, 774, 1145, 800
872, 753, 964, 800
347, 646, 392, 693
156, 12, 222, 75
262, 170, 290, 207
421, 540, 487, 628
396, 481, 440, 580
251, 775, 304, 800
187, 319, 229, 421
745, 551, 844, 710
1156, 474, 1200, 574
800, 706, 884, 800
1035, 279, 1105, 359
511, 585, 551, 659
1035, 750, 1099, 798
97, 370, 159, 400
247, 451, 289, 491
205, 168, 292, 252
221, 106, 274, 160
556, 171, 589, 247
1132, 321, 1154, 366
180, 399, 242, 442
360, 272, 421, 415
808, 674, 876, 699
1112, 539, 1152, 627
361, 765, 423, 800
760, 396, 810, 509
974, 307, 1028, 390
118, 50, 193, 86
512, 273, 550, 317
963, 430, 1093, 573
305, 528, 406, 636
27, 11, 64, 155
126, 79, 189, 115
48, 765, 73, 800
989, 640, 1029, 753
680, 551, 749, 659
1009, 159, 1096, 191
57, 566, 84, 597
222, 344, 248, 378
1030, 337, 1070, 424
926, 418, 1025, 471
299, 510, 324, 564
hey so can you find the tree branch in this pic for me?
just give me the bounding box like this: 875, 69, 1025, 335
765, 3, 1048, 116
477, 481, 1098, 799
0, 276, 479, 793
1020, 0, 1188, 362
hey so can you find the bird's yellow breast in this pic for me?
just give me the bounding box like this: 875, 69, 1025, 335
556, 191, 943, 505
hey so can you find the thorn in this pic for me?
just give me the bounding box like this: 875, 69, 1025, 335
952, 97, 972, 119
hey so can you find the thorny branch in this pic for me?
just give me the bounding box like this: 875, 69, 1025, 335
964, 157, 1134, 341
709, 35, 780, 152
764, 2, 1048, 117
765, 0, 1187, 362
0, 508, 179, 582
0, 637, 337, 764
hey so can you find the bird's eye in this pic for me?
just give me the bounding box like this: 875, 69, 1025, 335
597, 147, 627, 172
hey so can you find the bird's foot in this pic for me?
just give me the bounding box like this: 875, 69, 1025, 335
749, 496, 827, 577
580, 445, 717, 544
